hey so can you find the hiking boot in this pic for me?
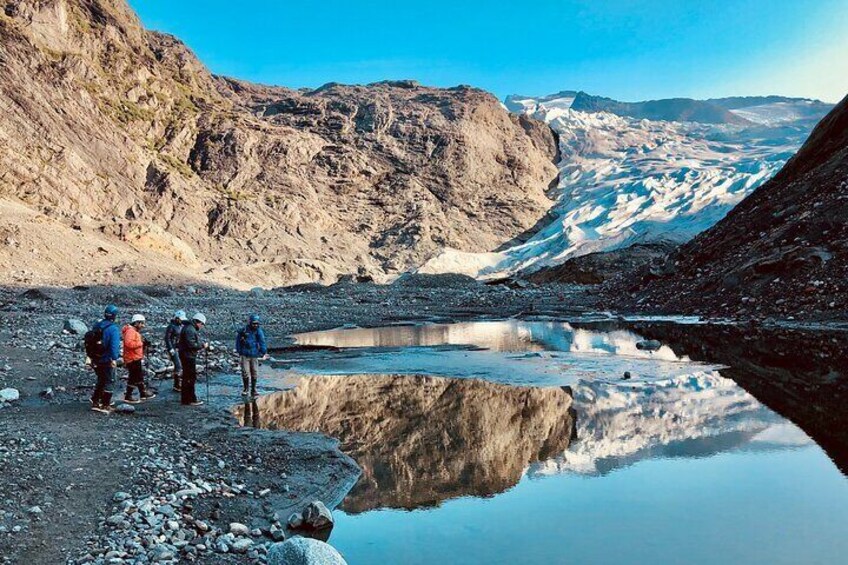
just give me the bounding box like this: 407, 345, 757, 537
141, 392, 157, 401
124, 396, 141, 404
189, 400, 204, 407
173, 386, 182, 392
241, 389, 249, 397
92, 405, 113, 414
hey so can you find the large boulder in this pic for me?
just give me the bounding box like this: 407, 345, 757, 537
267, 538, 347, 565
63, 319, 89, 335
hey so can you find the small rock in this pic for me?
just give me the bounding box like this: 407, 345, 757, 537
114, 403, 135, 414
302, 501, 334, 530
229, 522, 250, 536
150, 544, 174, 561
635, 339, 662, 351
232, 538, 254, 554
286, 513, 303, 529
270, 527, 286, 542
113, 492, 132, 503
0, 388, 20, 402
195, 520, 209, 532
63, 318, 89, 335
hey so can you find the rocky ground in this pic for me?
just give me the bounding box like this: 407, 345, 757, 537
0, 278, 595, 563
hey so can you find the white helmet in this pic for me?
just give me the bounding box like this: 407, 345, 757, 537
131, 314, 146, 324
174, 310, 187, 321
193, 312, 207, 324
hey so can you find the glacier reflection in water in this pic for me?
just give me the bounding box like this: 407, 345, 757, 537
258, 321, 848, 564
287, 320, 719, 386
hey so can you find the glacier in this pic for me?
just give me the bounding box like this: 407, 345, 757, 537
419, 94, 832, 278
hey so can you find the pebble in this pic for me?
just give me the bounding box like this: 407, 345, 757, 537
0, 388, 20, 402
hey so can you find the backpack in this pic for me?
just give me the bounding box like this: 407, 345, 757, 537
84, 324, 108, 361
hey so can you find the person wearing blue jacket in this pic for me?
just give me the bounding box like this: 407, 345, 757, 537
91, 305, 122, 413
236, 314, 267, 397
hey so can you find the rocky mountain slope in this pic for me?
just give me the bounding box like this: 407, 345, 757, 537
421, 92, 832, 278
623, 94, 848, 319
0, 0, 558, 287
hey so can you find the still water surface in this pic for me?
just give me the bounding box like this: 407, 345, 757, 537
245, 321, 848, 564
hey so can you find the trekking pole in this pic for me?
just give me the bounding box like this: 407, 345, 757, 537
205, 348, 210, 404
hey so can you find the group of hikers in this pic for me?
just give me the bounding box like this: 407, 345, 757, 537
86, 306, 268, 414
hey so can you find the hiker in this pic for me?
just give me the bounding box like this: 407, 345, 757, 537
165, 310, 187, 392
87, 305, 121, 413
122, 314, 156, 404
178, 312, 208, 406
236, 314, 267, 397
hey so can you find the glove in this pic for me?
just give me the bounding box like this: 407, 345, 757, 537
169, 349, 176, 356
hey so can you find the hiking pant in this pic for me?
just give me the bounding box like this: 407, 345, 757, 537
180, 355, 198, 405
169, 349, 182, 389
92, 364, 115, 406
240, 356, 259, 394
125, 360, 146, 399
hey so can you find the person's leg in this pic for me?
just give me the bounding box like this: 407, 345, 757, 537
171, 351, 182, 391
125, 361, 141, 401
187, 369, 198, 404
249, 358, 258, 396
91, 365, 107, 406
240, 356, 250, 394
181, 356, 193, 405
104, 366, 115, 406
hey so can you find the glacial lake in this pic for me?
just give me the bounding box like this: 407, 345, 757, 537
239, 320, 848, 564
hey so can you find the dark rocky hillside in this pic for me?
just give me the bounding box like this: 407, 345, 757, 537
622, 94, 848, 320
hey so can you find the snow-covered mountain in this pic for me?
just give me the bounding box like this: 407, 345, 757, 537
420, 93, 832, 278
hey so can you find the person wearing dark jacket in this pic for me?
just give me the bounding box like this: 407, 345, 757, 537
236, 314, 268, 397
164, 310, 187, 392
178, 312, 208, 406
91, 305, 121, 414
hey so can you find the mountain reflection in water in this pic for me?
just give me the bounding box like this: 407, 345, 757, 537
235, 375, 576, 513
261, 320, 848, 565
235, 370, 810, 513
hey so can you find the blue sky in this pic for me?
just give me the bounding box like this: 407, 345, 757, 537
129, 0, 848, 103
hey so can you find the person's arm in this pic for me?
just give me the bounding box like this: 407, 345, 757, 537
188, 326, 203, 352
235, 329, 243, 356
165, 325, 175, 351
106, 325, 121, 364
258, 328, 267, 356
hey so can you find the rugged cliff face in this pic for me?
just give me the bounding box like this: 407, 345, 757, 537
626, 94, 848, 319
0, 0, 558, 287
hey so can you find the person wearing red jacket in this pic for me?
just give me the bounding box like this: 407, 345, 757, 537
122, 315, 156, 404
